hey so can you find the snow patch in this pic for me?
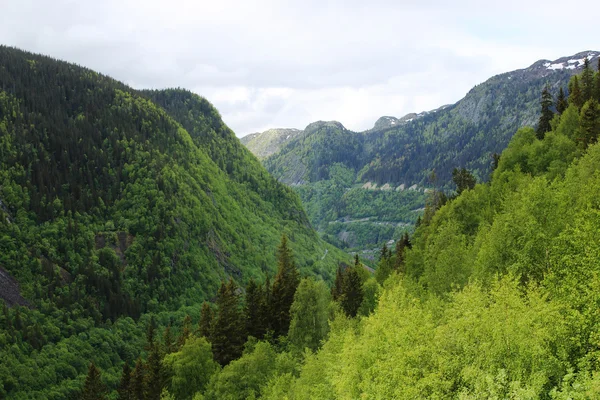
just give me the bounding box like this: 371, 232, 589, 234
547, 63, 565, 70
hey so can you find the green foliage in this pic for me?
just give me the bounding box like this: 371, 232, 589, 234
537, 85, 555, 139
210, 279, 246, 366
271, 234, 300, 338
163, 336, 219, 400
288, 278, 331, 352
81, 363, 108, 400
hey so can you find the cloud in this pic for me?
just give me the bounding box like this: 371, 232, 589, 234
1, 0, 599, 135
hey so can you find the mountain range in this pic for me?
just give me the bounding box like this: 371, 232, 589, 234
242, 50, 599, 251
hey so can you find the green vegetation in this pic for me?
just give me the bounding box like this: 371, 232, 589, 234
141, 60, 600, 399
0, 46, 347, 398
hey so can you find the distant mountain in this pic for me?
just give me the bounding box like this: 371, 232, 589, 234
242, 50, 599, 251
240, 128, 303, 159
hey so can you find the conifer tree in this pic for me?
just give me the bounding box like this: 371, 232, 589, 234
144, 342, 163, 400
452, 167, 477, 195
271, 234, 300, 338
117, 363, 132, 400
261, 275, 273, 335
176, 315, 192, 349
340, 260, 364, 318
595, 61, 600, 101
198, 302, 213, 339
394, 232, 411, 272
81, 363, 107, 400
145, 316, 156, 351
331, 265, 345, 301
556, 87, 568, 114
581, 57, 594, 102
579, 99, 600, 147
131, 358, 145, 400
569, 75, 583, 109
375, 244, 393, 284
245, 278, 266, 339
536, 85, 554, 140
210, 278, 247, 365
162, 324, 175, 355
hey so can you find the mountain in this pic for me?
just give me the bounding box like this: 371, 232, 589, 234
0, 46, 347, 398
240, 128, 303, 159
243, 50, 599, 252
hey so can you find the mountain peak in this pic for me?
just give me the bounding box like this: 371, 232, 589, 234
530, 50, 600, 71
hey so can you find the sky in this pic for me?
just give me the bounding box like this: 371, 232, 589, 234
1, 0, 599, 137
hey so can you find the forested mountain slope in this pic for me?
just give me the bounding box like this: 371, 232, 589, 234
170, 58, 600, 400
242, 51, 599, 252
0, 46, 346, 399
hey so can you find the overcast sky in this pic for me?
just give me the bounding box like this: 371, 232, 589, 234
1, 0, 599, 136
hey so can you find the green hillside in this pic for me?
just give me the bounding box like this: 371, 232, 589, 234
155, 61, 600, 400
245, 51, 599, 252
0, 46, 347, 399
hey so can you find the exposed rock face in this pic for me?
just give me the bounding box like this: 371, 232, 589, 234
0, 266, 30, 308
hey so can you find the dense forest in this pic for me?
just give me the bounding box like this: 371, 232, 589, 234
101, 58, 600, 399
0, 46, 348, 399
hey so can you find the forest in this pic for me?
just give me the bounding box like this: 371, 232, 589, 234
2, 45, 600, 399
99, 57, 600, 400
0, 46, 347, 399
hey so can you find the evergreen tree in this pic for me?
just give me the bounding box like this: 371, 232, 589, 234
163, 324, 175, 355
177, 315, 192, 349
595, 60, 600, 101
210, 279, 247, 365
340, 262, 364, 318
144, 342, 163, 400
579, 99, 600, 148
569, 75, 583, 109
131, 358, 145, 400
198, 302, 213, 339
536, 85, 554, 140
331, 265, 345, 301
271, 234, 300, 338
452, 167, 477, 195
556, 87, 568, 114
245, 279, 266, 339
394, 232, 411, 272
81, 363, 107, 400
145, 316, 156, 351
375, 244, 393, 284
581, 57, 594, 102
117, 363, 132, 400
261, 275, 273, 335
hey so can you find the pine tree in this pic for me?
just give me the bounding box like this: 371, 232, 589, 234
536, 85, 554, 140
144, 343, 163, 400
145, 316, 156, 351
556, 87, 568, 114
271, 234, 300, 338
331, 265, 345, 301
452, 167, 477, 195
594, 60, 600, 101
375, 245, 393, 284
162, 324, 175, 355
245, 278, 266, 339
131, 358, 145, 400
581, 57, 594, 102
117, 363, 132, 400
579, 99, 600, 148
340, 261, 364, 318
198, 302, 213, 339
210, 278, 247, 365
81, 363, 107, 400
569, 75, 583, 109
176, 315, 192, 349
394, 233, 411, 272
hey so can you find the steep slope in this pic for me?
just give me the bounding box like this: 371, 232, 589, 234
0, 46, 346, 398
244, 50, 599, 251
240, 128, 303, 159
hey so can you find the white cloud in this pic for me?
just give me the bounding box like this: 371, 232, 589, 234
1, 0, 599, 135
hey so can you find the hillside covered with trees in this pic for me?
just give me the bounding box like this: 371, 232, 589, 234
128, 59, 600, 399
0, 46, 348, 399
243, 51, 599, 253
